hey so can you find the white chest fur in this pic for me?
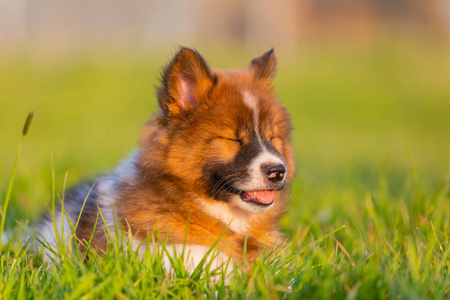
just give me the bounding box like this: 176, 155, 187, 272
197, 199, 253, 234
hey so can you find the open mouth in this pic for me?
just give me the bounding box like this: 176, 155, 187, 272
239, 190, 275, 206
219, 179, 279, 206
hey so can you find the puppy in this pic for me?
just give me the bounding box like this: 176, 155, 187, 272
38, 47, 295, 272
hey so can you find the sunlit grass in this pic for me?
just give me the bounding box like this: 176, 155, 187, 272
1, 40, 450, 298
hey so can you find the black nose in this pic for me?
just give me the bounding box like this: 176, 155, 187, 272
264, 164, 286, 183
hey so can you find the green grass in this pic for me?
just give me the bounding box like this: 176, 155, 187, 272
1, 40, 450, 298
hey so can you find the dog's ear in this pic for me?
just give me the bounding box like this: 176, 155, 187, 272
250, 48, 277, 83
158, 47, 215, 118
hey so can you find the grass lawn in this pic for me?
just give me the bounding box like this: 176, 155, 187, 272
1, 40, 450, 298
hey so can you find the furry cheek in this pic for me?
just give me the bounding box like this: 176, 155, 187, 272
166, 144, 205, 182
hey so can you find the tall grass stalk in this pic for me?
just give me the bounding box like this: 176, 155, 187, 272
0, 111, 34, 249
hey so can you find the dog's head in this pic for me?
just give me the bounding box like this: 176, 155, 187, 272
142, 48, 294, 214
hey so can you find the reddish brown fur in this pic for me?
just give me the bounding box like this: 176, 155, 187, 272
76, 48, 295, 264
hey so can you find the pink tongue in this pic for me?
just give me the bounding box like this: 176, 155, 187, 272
245, 190, 275, 204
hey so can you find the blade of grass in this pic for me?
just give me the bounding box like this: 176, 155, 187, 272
75, 178, 98, 230
16, 221, 58, 257
0, 111, 34, 248
0, 142, 22, 246
82, 212, 100, 261
190, 223, 231, 280
300, 225, 346, 251
50, 152, 60, 245
97, 204, 116, 253
60, 171, 69, 243
242, 231, 249, 267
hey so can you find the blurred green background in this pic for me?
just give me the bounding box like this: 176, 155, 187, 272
1, 0, 450, 230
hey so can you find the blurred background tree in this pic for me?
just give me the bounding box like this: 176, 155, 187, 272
1, 0, 449, 53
